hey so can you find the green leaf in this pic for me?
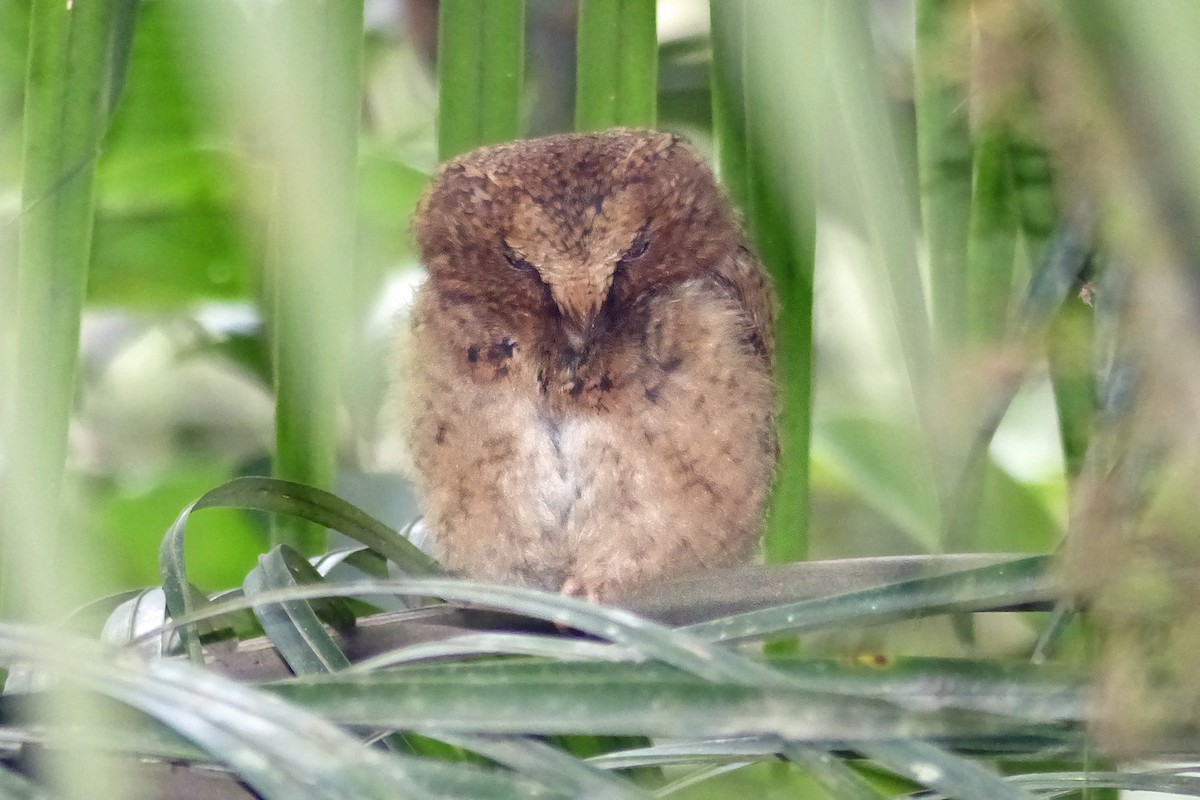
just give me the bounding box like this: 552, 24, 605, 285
1047, 294, 1095, 485
351, 632, 637, 671
89, 1, 252, 306
89, 198, 252, 305
783, 747, 890, 800
6, 0, 141, 620
0, 760, 52, 800
814, 415, 941, 549
167, 575, 788, 686
269, 655, 1083, 743
681, 556, 1056, 644
825, 0, 931, 418
96, 460, 266, 591
160, 477, 440, 663
258, 0, 364, 556
966, 123, 1020, 345
708, 0, 749, 208
711, 0, 821, 564
244, 545, 354, 675
973, 463, 1061, 553
0, 624, 546, 800
437, 734, 651, 800
915, 0, 973, 347
355, 147, 429, 282
1008, 770, 1200, 797
859, 739, 1037, 800
575, 0, 658, 131
437, 0, 524, 160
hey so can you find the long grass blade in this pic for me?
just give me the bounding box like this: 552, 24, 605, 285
437, 0, 524, 160
177, 1, 367, 557
13, 627, 581, 799
965, 125, 1019, 346
5, 8, 138, 792
575, 0, 657, 131
265, 1, 364, 555
712, 1, 821, 564
915, 0, 973, 348
4, 0, 139, 617
0, 762, 51, 800
435, 734, 650, 800
682, 555, 1056, 644
243, 546, 354, 675
1047, 293, 1095, 485
269, 654, 1082, 743
350, 632, 637, 670
708, 0, 748, 208
858, 738, 1037, 800
159, 477, 439, 662
826, 0, 931, 411
783, 746, 889, 800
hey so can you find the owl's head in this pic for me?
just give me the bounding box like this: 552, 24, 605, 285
415, 129, 744, 345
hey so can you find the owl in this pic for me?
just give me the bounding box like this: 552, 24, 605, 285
401, 129, 777, 601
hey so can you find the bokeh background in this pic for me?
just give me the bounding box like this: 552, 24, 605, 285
0, 0, 1064, 592
4, 1, 1200, 795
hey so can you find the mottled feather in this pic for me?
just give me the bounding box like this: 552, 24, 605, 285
399, 129, 777, 600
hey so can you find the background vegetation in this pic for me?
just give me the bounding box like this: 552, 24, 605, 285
0, 0, 1199, 797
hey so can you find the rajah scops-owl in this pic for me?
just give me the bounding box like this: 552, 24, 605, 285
399, 129, 776, 601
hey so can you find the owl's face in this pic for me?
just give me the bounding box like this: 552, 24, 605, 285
415, 130, 743, 351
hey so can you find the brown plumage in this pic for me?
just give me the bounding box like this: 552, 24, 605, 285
400, 129, 777, 601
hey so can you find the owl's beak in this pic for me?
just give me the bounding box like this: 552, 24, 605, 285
550, 275, 611, 333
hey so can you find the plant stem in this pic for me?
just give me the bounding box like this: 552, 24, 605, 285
709, 0, 748, 209
915, 0, 973, 348
5, 4, 138, 795
965, 125, 1019, 346
261, 1, 364, 555
4, 0, 138, 616
438, 0, 525, 160
712, 1, 820, 564
576, 0, 657, 131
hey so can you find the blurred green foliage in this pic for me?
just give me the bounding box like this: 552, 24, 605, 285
6, 0, 1200, 796
0, 0, 1069, 593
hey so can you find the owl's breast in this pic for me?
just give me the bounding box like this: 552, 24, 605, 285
407, 275, 774, 588
520, 412, 610, 535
